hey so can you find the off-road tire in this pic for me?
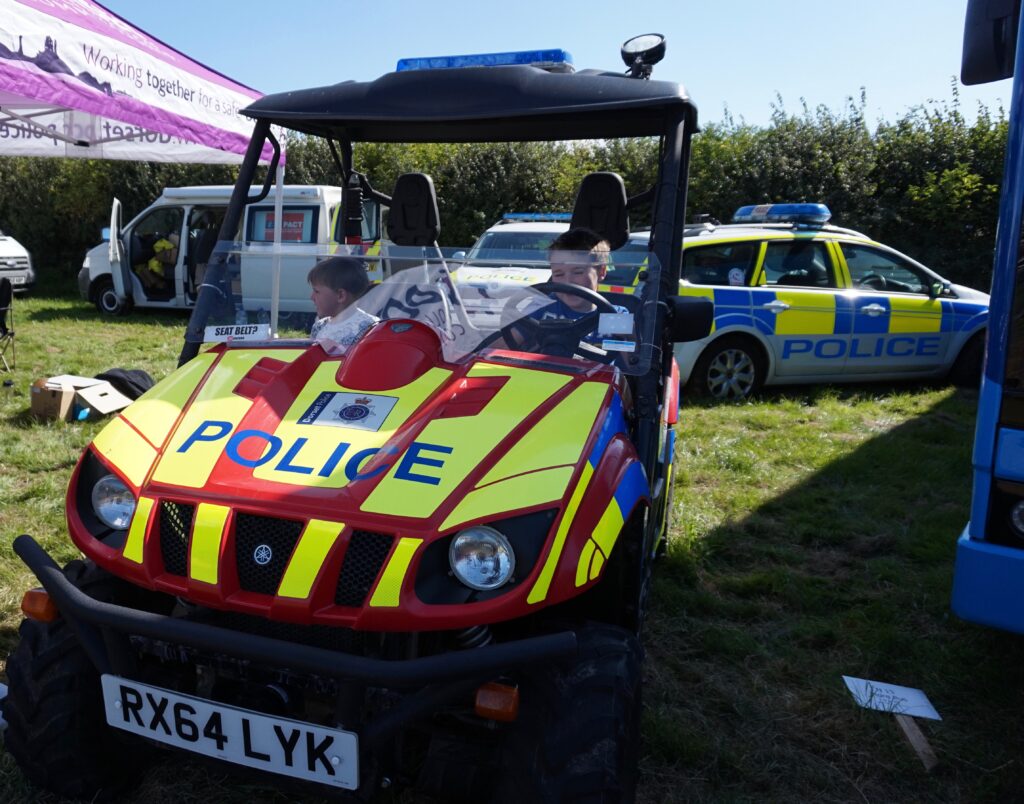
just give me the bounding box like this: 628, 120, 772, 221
691, 334, 766, 400
494, 623, 643, 804
3, 560, 148, 800
93, 276, 133, 316
949, 332, 985, 387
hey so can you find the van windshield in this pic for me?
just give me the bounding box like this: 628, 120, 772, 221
191, 243, 659, 376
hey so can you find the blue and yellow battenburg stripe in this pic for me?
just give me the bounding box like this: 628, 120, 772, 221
685, 287, 987, 338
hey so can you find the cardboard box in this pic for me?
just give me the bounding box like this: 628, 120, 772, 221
76, 382, 132, 416
30, 375, 132, 421
30, 379, 76, 421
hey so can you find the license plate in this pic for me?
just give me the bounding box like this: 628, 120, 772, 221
101, 675, 358, 789
10, 276, 24, 285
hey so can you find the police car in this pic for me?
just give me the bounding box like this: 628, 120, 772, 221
461, 204, 989, 399
666, 203, 989, 398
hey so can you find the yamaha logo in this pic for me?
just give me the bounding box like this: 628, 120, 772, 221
253, 544, 273, 565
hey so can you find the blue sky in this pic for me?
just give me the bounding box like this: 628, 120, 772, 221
100, 0, 1009, 128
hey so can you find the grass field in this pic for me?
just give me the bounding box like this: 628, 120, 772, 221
1, 289, 1021, 803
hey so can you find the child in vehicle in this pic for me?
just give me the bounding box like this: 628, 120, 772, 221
307, 256, 378, 354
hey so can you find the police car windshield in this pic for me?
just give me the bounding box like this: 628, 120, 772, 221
467, 231, 561, 261
197, 243, 659, 376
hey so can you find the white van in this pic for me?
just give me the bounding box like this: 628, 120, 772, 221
0, 228, 35, 292
77, 185, 381, 316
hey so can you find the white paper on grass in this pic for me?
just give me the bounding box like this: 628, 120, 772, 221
843, 676, 941, 721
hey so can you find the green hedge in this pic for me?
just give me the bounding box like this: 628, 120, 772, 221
0, 92, 1005, 293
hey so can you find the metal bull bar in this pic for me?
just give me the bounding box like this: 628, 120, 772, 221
13, 535, 577, 724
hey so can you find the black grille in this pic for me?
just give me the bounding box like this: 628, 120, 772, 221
234, 514, 303, 595
160, 501, 194, 576
334, 531, 393, 607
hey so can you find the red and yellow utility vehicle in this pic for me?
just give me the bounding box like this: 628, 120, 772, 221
5, 36, 711, 802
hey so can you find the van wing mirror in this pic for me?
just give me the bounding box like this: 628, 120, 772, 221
962, 0, 1020, 84
668, 295, 713, 342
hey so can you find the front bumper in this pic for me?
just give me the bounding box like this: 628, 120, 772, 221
1, 270, 35, 292
14, 534, 577, 747
951, 525, 1024, 634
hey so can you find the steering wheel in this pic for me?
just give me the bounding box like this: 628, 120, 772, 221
480, 281, 619, 358
858, 272, 887, 290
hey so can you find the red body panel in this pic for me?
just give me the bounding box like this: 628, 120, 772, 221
68, 326, 649, 631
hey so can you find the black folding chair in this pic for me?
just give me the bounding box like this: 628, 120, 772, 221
0, 277, 14, 371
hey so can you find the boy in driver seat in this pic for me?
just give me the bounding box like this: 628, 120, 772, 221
530, 227, 628, 344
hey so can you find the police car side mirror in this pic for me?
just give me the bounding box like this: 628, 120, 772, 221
928, 280, 948, 299
668, 295, 713, 342
451, 251, 466, 260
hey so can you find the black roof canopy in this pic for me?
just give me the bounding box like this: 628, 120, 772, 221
242, 65, 697, 143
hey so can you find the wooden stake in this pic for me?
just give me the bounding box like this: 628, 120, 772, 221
894, 714, 939, 772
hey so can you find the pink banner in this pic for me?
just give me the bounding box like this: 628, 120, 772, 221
0, 0, 274, 163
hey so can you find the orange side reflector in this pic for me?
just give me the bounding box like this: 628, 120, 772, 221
474, 682, 519, 722
21, 588, 59, 622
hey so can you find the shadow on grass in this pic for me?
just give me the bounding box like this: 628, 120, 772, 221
680, 377, 973, 410
24, 303, 189, 327
645, 387, 1024, 803
1, 408, 51, 430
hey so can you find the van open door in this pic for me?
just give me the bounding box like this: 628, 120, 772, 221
108, 198, 131, 308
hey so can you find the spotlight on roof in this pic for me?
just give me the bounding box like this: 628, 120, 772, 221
621, 33, 666, 79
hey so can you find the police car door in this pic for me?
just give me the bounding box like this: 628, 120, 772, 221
757, 239, 848, 377
839, 243, 949, 374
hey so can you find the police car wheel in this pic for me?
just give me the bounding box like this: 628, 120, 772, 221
693, 336, 765, 400
94, 278, 132, 316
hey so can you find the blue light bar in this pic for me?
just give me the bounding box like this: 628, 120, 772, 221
502, 212, 572, 222
732, 203, 832, 226
396, 49, 574, 73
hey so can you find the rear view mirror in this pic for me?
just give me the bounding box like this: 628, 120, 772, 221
668, 295, 713, 342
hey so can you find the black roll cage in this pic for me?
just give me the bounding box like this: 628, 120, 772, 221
179, 60, 698, 497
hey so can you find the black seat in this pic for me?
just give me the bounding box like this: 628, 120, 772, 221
0, 277, 14, 371
570, 172, 629, 250
776, 246, 829, 287
386, 173, 440, 247
380, 173, 475, 334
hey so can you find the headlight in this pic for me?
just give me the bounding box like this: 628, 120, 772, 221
1011, 501, 1024, 538
449, 526, 516, 591
91, 474, 136, 530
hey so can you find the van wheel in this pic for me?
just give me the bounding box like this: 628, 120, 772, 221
3, 560, 149, 800
949, 332, 984, 387
691, 335, 765, 400
93, 278, 132, 316
494, 623, 642, 804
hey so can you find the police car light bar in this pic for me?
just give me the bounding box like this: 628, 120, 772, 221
732, 203, 832, 226
501, 212, 572, 222
396, 49, 575, 73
